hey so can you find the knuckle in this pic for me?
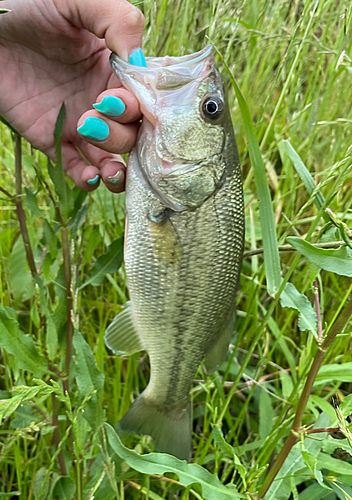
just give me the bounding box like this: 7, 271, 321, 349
120, 3, 144, 31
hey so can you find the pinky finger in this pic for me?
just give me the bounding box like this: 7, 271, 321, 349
80, 142, 126, 193
62, 143, 101, 191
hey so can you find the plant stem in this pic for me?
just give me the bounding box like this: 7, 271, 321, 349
306, 427, 339, 435
13, 133, 70, 479
0, 185, 14, 199
14, 134, 37, 277
314, 278, 323, 339
14, 133, 47, 340
61, 226, 76, 476
52, 393, 67, 476
258, 294, 352, 498
243, 241, 344, 258
62, 227, 73, 384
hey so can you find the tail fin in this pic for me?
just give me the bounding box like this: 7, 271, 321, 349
120, 394, 192, 461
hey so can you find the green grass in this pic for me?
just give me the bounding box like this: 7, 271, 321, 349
1, 0, 352, 499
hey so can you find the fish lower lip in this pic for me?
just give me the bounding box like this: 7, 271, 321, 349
160, 154, 219, 173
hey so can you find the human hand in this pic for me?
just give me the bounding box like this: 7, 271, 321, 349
0, 0, 145, 192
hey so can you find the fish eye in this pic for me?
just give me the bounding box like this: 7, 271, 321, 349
201, 96, 224, 120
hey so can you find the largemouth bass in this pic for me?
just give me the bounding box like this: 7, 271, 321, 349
106, 46, 244, 461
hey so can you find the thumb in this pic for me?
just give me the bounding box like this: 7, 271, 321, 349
57, 0, 144, 60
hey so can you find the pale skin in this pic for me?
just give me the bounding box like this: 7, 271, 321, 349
0, 0, 145, 193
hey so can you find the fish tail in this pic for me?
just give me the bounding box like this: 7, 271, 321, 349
120, 393, 192, 461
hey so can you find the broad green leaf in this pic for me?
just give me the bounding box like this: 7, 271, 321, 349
287, 237, 352, 277
53, 477, 76, 500
310, 395, 336, 421
80, 235, 124, 289
73, 330, 105, 430
104, 423, 244, 499
0, 384, 54, 425
69, 187, 88, 221
43, 220, 58, 258
46, 314, 58, 361
314, 363, 352, 385
9, 237, 34, 303
82, 227, 101, 266
317, 453, 352, 476
259, 389, 274, 439
215, 47, 281, 296
33, 468, 50, 500
0, 305, 47, 376
331, 482, 352, 500
298, 483, 335, 500
280, 282, 318, 336
264, 413, 329, 500
47, 158, 73, 219
54, 103, 66, 174
341, 394, 352, 416
25, 188, 45, 218
301, 442, 327, 490
280, 140, 326, 211
85, 480, 116, 500
280, 371, 294, 401
74, 411, 91, 454
34, 467, 61, 500
212, 425, 247, 487
47, 103, 74, 218
68, 203, 88, 234
332, 476, 352, 487
323, 436, 352, 456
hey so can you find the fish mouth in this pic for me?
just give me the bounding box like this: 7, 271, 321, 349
110, 46, 216, 124
110, 45, 213, 71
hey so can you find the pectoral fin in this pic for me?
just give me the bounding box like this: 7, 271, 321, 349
104, 302, 144, 356
204, 309, 236, 374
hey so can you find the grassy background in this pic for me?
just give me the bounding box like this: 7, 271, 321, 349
1, 0, 352, 498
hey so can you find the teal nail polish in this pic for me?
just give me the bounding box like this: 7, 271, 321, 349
129, 48, 147, 67
77, 117, 109, 141
107, 171, 123, 185
93, 96, 126, 117
87, 174, 100, 185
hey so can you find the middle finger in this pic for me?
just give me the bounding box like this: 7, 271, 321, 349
92, 88, 141, 123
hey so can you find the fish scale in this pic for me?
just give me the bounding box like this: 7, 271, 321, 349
105, 46, 244, 461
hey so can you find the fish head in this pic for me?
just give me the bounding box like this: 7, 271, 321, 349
110, 46, 229, 210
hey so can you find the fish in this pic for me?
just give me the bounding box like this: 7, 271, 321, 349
106, 45, 244, 461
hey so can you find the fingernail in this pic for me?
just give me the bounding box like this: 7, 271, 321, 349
77, 117, 109, 141
107, 170, 123, 185
93, 96, 126, 117
87, 174, 100, 185
129, 48, 147, 67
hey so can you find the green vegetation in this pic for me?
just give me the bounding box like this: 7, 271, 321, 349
1, 0, 352, 498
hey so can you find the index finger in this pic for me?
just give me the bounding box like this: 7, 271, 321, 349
57, 0, 145, 61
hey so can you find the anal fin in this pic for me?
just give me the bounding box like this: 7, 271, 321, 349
104, 302, 143, 356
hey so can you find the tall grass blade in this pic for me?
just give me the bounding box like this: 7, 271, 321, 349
214, 46, 281, 296
280, 140, 326, 211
